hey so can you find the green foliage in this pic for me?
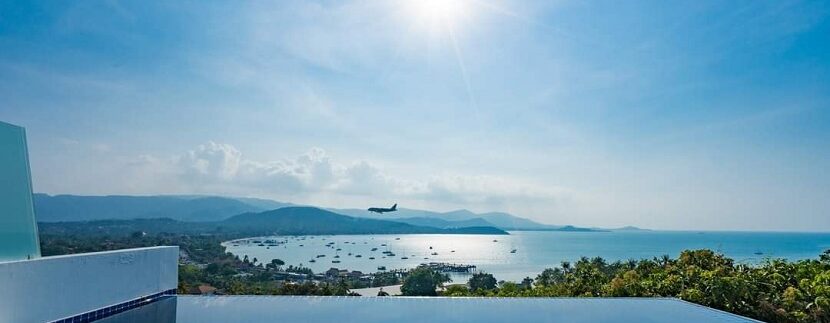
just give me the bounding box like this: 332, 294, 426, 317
446, 249, 830, 323
520, 277, 534, 290
371, 271, 401, 287
442, 284, 470, 296
468, 272, 498, 291
38, 221, 830, 322
401, 267, 450, 296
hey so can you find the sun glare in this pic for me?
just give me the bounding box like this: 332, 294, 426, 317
407, 0, 470, 28
417, 0, 465, 19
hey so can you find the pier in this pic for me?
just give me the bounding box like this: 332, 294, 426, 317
418, 262, 477, 273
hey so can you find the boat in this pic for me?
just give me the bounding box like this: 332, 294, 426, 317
332, 260, 341, 263
371, 248, 378, 251
451, 250, 456, 253
429, 246, 433, 249
369, 257, 375, 260
401, 256, 409, 259
355, 255, 362, 258
431, 252, 438, 256
348, 252, 352, 256
309, 259, 316, 263
316, 255, 326, 258
510, 249, 517, 254
257, 244, 265, 247
299, 244, 304, 247
381, 244, 387, 246
387, 253, 396, 256
754, 251, 763, 255
493, 240, 498, 242
395, 238, 400, 240
334, 255, 340, 258
336, 248, 342, 251
378, 266, 386, 271
266, 247, 270, 249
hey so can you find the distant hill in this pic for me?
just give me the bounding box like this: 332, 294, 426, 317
387, 217, 496, 229
231, 197, 294, 210
223, 207, 507, 236
33, 194, 268, 222
38, 207, 508, 237
476, 211, 561, 230
610, 226, 650, 232
538, 225, 603, 232
331, 207, 600, 231
33, 193, 602, 232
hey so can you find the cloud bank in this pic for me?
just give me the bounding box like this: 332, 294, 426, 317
130, 141, 567, 213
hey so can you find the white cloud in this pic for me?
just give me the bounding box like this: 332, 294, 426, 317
132, 141, 566, 212
180, 141, 242, 181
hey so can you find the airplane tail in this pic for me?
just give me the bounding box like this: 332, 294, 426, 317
391, 203, 397, 210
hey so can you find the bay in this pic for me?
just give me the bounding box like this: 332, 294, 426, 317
224, 231, 830, 282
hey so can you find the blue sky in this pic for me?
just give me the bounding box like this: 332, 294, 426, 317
1, 0, 829, 230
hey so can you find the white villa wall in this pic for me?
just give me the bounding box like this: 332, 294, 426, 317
0, 246, 178, 323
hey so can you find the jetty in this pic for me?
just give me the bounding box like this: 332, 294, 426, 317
419, 262, 477, 273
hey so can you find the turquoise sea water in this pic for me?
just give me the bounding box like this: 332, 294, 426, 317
225, 231, 830, 282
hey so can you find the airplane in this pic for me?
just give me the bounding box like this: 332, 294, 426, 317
368, 203, 397, 214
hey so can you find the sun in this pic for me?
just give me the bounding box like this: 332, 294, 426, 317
406, 0, 470, 28
414, 0, 465, 19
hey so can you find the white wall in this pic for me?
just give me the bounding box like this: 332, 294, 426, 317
0, 246, 178, 323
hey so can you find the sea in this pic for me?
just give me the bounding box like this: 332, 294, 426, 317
224, 231, 830, 282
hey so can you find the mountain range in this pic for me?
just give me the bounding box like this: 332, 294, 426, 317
39, 206, 507, 237
33, 194, 285, 222
329, 208, 587, 231
33, 194, 615, 232
223, 207, 506, 235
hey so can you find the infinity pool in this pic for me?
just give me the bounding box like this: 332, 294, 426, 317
99, 295, 759, 323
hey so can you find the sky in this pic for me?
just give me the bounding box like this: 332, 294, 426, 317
1, 0, 829, 231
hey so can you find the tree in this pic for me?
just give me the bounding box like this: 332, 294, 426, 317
266, 258, 285, 270
443, 284, 469, 296
333, 279, 350, 296
536, 268, 566, 287
401, 267, 449, 296
520, 277, 534, 290
468, 272, 497, 291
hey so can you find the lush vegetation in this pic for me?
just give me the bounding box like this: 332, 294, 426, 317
39, 224, 404, 296
38, 220, 830, 322
400, 267, 451, 296
441, 249, 830, 323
